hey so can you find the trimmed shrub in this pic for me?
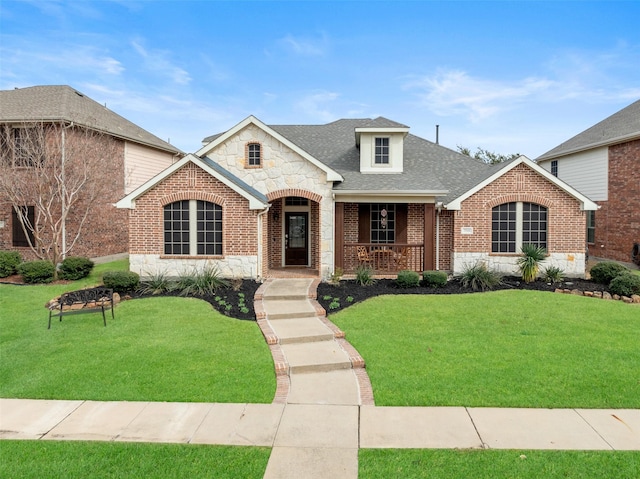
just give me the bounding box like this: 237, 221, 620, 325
0, 251, 22, 278
17, 260, 55, 284
58, 256, 94, 280
459, 262, 502, 291
423, 270, 448, 288
103, 270, 140, 294
355, 265, 375, 286
590, 261, 629, 285
396, 270, 420, 288
609, 272, 640, 297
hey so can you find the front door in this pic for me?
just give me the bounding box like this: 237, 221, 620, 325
285, 212, 308, 266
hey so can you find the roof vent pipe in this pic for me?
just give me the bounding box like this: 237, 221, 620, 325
435, 125, 439, 145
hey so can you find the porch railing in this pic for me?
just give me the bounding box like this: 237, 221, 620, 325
342, 243, 424, 274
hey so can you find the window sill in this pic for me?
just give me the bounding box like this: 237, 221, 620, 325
160, 255, 224, 260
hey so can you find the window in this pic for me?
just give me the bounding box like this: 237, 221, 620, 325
1, 127, 44, 167
12, 206, 35, 247
247, 142, 261, 167
492, 202, 547, 253
371, 203, 395, 243
587, 210, 595, 244
164, 200, 222, 255
285, 196, 308, 206
374, 137, 389, 164
551, 160, 558, 177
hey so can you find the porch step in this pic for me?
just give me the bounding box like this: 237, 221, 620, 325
263, 299, 318, 320
280, 341, 352, 373
261, 279, 315, 301
267, 318, 335, 344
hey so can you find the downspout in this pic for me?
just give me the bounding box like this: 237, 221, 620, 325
256, 206, 270, 279
435, 202, 443, 271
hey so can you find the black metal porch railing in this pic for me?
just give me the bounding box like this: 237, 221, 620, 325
342, 243, 424, 274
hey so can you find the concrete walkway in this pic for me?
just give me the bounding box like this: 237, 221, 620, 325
1, 278, 639, 479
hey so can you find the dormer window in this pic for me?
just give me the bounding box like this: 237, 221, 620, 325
246, 142, 261, 167
374, 138, 390, 164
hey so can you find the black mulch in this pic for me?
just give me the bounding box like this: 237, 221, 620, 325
128, 280, 262, 321
316, 276, 608, 315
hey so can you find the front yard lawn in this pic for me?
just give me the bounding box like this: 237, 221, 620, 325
0, 261, 275, 403
331, 290, 640, 408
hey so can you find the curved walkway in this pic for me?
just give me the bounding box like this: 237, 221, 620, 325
1, 278, 639, 479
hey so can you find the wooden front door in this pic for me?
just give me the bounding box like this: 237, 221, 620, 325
285, 212, 308, 265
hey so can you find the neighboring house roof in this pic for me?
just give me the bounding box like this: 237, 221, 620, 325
537, 99, 640, 161
116, 154, 269, 210
445, 155, 599, 211
0, 85, 183, 155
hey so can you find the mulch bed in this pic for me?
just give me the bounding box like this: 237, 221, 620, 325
316, 276, 608, 315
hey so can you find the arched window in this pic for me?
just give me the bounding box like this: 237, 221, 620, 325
164, 200, 222, 256
247, 142, 261, 167
492, 202, 547, 253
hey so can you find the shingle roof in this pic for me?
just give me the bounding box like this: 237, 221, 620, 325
200, 156, 268, 204
0, 85, 182, 154
268, 119, 489, 202
537, 99, 640, 160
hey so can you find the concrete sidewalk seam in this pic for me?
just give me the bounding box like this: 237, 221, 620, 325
464, 406, 489, 449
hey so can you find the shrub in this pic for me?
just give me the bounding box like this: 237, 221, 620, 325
355, 265, 375, 286
517, 244, 547, 283
396, 270, 420, 288
103, 270, 140, 294
609, 272, 640, 297
17, 260, 55, 284
459, 262, 502, 291
0, 251, 22, 277
423, 270, 448, 288
176, 266, 229, 296
542, 266, 564, 284
58, 256, 94, 280
590, 261, 629, 285
139, 271, 175, 295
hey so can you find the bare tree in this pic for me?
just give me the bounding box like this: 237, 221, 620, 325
0, 122, 121, 277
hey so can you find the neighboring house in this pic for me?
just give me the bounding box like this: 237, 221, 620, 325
117, 115, 597, 280
0, 85, 183, 259
537, 99, 640, 264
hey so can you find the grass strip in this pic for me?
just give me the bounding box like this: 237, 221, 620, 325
359, 449, 640, 479
0, 440, 270, 479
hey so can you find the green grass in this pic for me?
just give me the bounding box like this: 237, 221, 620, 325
0, 260, 275, 403
331, 290, 640, 408
0, 440, 270, 479
359, 449, 640, 478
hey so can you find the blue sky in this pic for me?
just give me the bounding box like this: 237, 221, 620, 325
1, 1, 639, 158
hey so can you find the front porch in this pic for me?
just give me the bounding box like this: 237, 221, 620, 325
341, 243, 425, 274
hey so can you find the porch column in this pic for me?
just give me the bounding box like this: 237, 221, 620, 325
335, 202, 344, 270
424, 204, 435, 270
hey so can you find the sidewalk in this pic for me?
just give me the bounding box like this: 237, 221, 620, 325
1, 278, 639, 479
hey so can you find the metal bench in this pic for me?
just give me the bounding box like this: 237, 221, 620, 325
48, 287, 114, 329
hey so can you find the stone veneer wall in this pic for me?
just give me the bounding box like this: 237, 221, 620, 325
452, 163, 589, 277
206, 124, 335, 278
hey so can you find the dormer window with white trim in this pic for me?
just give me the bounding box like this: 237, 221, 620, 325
374, 137, 390, 164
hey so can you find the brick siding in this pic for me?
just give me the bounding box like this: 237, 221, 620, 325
595, 139, 640, 262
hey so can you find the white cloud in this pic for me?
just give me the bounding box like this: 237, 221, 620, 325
278, 33, 328, 56
294, 91, 340, 122
131, 39, 191, 85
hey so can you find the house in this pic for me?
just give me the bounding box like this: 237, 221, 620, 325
0, 85, 183, 260
537, 99, 640, 265
116, 115, 597, 280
